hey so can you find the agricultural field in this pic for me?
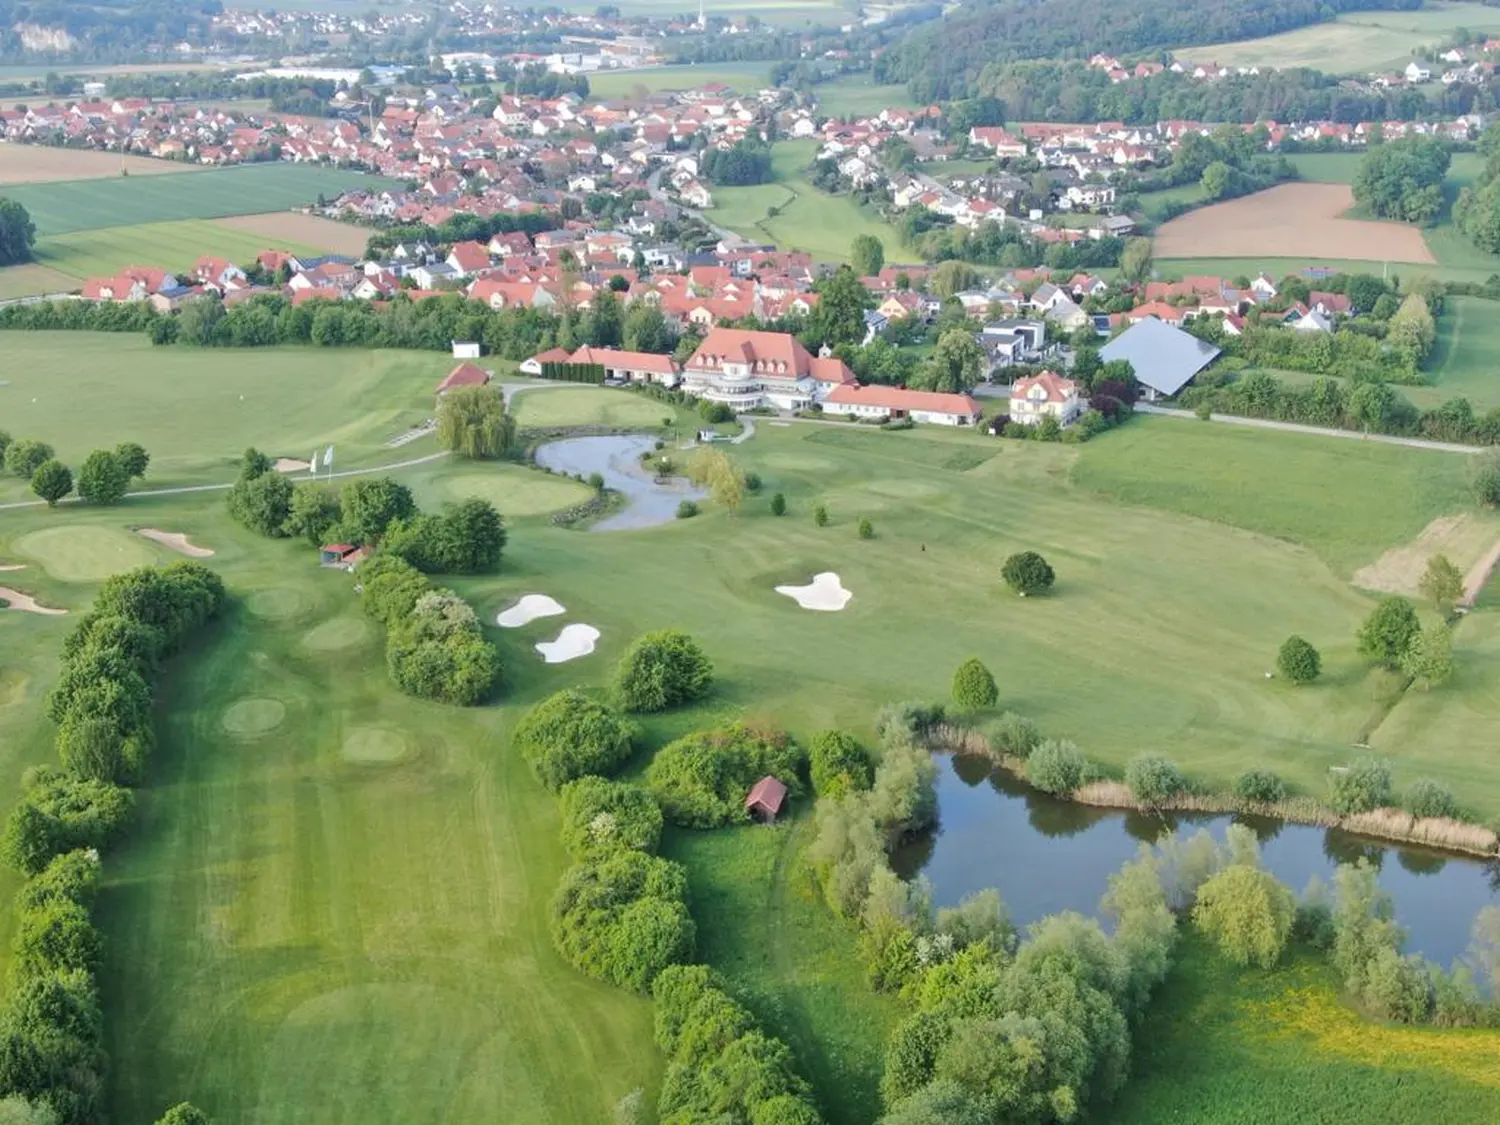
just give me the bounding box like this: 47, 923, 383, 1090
1175, 2, 1500, 75
212, 213, 372, 257
711, 139, 898, 263
1113, 937, 1500, 1123
1152, 183, 1436, 264
584, 62, 776, 101
0, 162, 398, 237
813, 74, 920, 119
4, 358, 1500, 1122
0, 144, 206, 185
559, 0, 850, 25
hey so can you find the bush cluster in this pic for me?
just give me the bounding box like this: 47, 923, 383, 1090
808, 730, 873, 799
950, 658, 997, 711
358, 556, 501, 706
614, 629, 713, 713
0, 563, 223, 1125
646, 724, 807, 828
1328, 757, 1392, 816
515, 691, 635, 790
1125, 754, 1186, 805
1026, 739, 1087, 795
557, 778, 664, 860
653, 966, 825, 1125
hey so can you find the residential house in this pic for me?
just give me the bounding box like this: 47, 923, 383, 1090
822, 384, 982, 426
1008, 371, 1082, 426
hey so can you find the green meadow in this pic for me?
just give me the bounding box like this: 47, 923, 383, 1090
4, 355, 1500, 1121
584, 61, 776, 101
1, 163, 398, 237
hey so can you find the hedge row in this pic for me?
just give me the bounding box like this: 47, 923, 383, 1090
357, 555, 501, 706
0, 563, 225, 1125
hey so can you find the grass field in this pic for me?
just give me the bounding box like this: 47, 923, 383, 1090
561, 0, 849, 25
814, 74, 920, 119
1176, 2, 1500, 74
511, 386, 675, 429
712, 140, 898, 263
1114, 936, 1500, 1123
1, 163, 397, 237
585, 62, 776, 101
4, 356, 1500, 1120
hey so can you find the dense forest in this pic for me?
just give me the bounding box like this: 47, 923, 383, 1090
942, 61, 1491, 126
876, 0, 1423, 100
0, 0, 221, 61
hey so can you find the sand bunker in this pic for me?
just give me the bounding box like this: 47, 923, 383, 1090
274, 458, 312, 473
221, 697, 286, 736
0, 564, 24, 572
775, 572, 852, 612
137, 528, 215, 558
536, 623, 600, 663
497, 594, 566, 627
342, 727, 409, 764
0, 587, 67, 616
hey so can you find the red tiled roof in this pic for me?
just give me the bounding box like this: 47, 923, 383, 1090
569, 346, 677, 374
1010, 370, 1078, 404
745, 775, 787, 814
687, 327, 825, 379
824, 384, 981, 416
437, 362, 491, 392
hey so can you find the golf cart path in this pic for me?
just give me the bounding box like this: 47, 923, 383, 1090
0, 451, 452, 513
1136, 404, 1484, 454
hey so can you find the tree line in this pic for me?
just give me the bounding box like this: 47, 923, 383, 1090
0, 561, 225, 1125
875, 0, 1421, 100
0, 430, 150, 509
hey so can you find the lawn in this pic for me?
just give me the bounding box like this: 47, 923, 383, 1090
1113, 936, 1500, 1123
0, 162, 399, 237
1139, 181, 1206, 221
1426, 295, 1500, 409
3, 360, 1499, 1120
26, 219, 330, 282
0, 334, 451, 495
814, 74, 920, 119
584, 61, 776, 101
712, 139, 899, 263
511, 386, 676, 429
1175, 2, 1500, 74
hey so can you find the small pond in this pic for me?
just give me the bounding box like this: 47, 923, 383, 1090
534, 435, 705, 531
891, 753, 1500, 968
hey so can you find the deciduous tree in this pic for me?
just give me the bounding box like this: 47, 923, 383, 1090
1275, 635, 1321, 684
77, 449, 130, 506
30, 460, 72, 507
1001, 550, 1054, 595
1419, 553, 1464, 613
437, 385, 515, 459
1193, 866, 1295, 968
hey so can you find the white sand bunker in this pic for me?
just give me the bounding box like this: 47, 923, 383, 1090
0, 564, 24, 572
137, 528, 215, 558
274, 458, 312, 473
0, 587, 67, 616
776, 572, 852, 612
497, 594, 565, 628
536, 624, 600, 664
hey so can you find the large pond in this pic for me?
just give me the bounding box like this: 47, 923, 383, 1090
534, 435, 705, 531
891, 753, 1500, 967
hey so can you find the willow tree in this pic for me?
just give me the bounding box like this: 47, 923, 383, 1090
437, 386, 515, 459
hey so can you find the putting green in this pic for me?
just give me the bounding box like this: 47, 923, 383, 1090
341, 727, 409, 763
302, 616, 372, 652
222, 697, 287, 736
427, 468, 592, 517
246, 587, 312, 620
14, 525, 158, 582
0, 670, 28, 708
512, 387, 669, 429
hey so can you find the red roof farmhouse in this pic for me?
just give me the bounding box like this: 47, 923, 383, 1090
1008, 371, 1081, 426
521, 345, 681, 384
436, 361, 492, 394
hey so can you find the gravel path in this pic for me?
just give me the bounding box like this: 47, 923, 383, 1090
1136, 404, 1485, 455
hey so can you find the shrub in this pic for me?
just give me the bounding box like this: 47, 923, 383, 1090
743, 471, 762, 493
1193, 866, 1296, 968
809, 730, 873, 798
549, 850, 695, 992
386, 498, 506, 574
588, 471, 605, 491
1356, 596, 1420, 669
813, 504, 828, 527
5, 438, 53, 479
770, 492, 786, 516
858, 518, 874, 540
386, 631, 499, 705
614, 629, 713, 713
16, 849, 101, 915
980, 711, 1039, 760
13, 899, 102, 980
1234, 768, 1287, 804
2, 769, 134, 876
874, 700, 945, 744
675, 499, 699, 519
558, 778, 664, 859
1275, 635, 1321, 684
1125, 754, 1185, 804
1027, 739, 1086, 795
1473, 448, 1500, 506
646, 724, 807, 827
515, 690, 636, 790
950, 658, 998, 710
1329, 756, 1393, 815
358, 555, 431, 626
1001, 551, 1055, 595
1404, 777, 1457, 820
699, 401, 734, 424
30, 459, 72, 507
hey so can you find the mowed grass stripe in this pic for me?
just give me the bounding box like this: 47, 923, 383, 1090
2, 163, 399, 236
30, 219, 331, 281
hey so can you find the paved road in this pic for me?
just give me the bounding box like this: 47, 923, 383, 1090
1136, 404, 1485, 455
0, 451, 452, 513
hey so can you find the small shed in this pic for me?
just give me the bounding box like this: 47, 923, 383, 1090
452, 340, 482, 359
320, 543, 356, 566
745, 776, 788, 822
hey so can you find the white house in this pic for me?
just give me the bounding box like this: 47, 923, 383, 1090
822, 384, 982, 425
1405, 61, 1432, 82
681, 327, 853, 411
1008, 371, 1082, 426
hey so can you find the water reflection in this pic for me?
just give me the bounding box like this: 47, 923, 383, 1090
533, 435, 706, 530
891, 753, 1498, 967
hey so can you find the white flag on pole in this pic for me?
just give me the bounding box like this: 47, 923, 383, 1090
309, 451, 319, 473
324, 445, 334, 470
